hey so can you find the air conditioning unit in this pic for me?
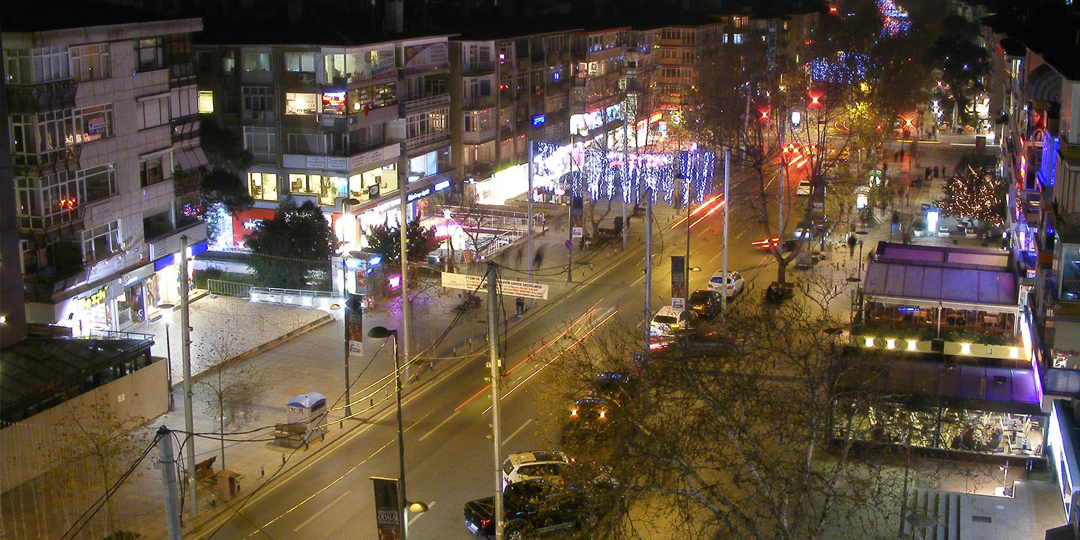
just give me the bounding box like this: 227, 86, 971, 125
298, 74, 313, 83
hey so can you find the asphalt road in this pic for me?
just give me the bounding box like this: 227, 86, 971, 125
186, 176, 779, 540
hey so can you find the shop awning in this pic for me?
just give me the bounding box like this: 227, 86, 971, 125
864, 262, 1018, 308
1046, 524, 1077, 540
841, 359, 1042, 415
175, 146, 208, 171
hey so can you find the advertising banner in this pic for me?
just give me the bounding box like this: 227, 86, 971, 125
346, 293, 363, 357
403, 42, 449, 75
371, 477, 402, 540
671, 256, 686, 310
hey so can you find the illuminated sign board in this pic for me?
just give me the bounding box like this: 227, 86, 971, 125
532, 114, 546, 128
74, 285, 110, 310
407, 187, 431, 203
433, 180, 451, 192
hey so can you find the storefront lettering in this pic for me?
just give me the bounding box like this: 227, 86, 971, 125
75, 285, 110, 310
243, 219, 264, 230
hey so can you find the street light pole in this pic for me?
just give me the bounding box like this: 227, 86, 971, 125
160, 304, 175, 411
368, 326, 410, 539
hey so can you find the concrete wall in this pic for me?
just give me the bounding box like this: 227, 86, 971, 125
0, 358, 168, 491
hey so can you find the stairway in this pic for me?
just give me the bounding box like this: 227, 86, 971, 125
899, 488, 962, 540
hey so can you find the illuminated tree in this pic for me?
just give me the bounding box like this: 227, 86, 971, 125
938, 165, 1006, 226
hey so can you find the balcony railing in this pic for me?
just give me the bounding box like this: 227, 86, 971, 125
404, 93, 450, 115
406, 129, 450, 151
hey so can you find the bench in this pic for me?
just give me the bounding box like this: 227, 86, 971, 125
195, 456, 216, 481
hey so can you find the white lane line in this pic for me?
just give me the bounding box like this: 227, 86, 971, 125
409, 501, 436, 525
419, 410, 460, 442
292, 490, 351, 531
502, 419, 534, 447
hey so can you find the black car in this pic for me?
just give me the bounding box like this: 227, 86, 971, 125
561, 396, 617, 443
463, 480, 605, 539
593, 372, 636, 405
687, 289, 723, 319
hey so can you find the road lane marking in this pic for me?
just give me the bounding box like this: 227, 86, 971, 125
502, 419, 533, 447
419, 410, 460, 442
292, 490, 351, 532
409, 501, 436, 526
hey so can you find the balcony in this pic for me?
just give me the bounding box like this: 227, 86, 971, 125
243, 110, 276, 124
13, 146, 82, 178
463, 62, 496, 75
6, 80, 78, 114
406, 129, 451, 152
282, 71, 318, 87
463, 128, 496, 145
463, 95, 497, 111
171, 116, 201, 145
168, 62, 196, 88
405, 93, 450, 115
282, 143, 400, 174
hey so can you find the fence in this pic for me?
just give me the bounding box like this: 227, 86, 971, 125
250, 286, 338, 310
207, 278, 254, 298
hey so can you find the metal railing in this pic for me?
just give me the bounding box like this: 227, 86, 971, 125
250, 286, 337, 310
207, 279, 254, 298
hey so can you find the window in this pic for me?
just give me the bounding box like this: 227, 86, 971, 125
140, 156, 166, 187
242, 86, 274, 112
285, 92, 318, 115
285, 52, 316, 73
5, 48, 32, 83
406, 108, 449, 141
70, 44, 110, 81
137, 96, 170, 130
498, 43, 512, 64
243, 126, 277, 163
287, 133, 324, 154
242, 52, 271, 72
82, 221, 120, 263
82, 163, 118, 203
464, 110, 492, 132
248, 172, 278, 201
222, 51, 236, 73
733, 33, 744, 44
142, 208, 173, 240
346, 83, 397, 113
33, 46, 70, 82
135, 38, 164, 72
289, 173, 322, 195
72, 105, 113, 144
195, 50, 213, 72
198, 91, 215, 113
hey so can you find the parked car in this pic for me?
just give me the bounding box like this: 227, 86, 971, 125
708, 271, 745, 297
687, 289, 723, 319
502, 451, 572, 488
464, 480, 610, 539
562, 396, 617, 443
650, 306, 688, 336
796, 180, 812, 196
938, 225, 950, 237
593, 372, 637, 405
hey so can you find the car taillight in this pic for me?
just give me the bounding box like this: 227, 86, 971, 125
482, 519, 492, 529
570, 408, 578, 416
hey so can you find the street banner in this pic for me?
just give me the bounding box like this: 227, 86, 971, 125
345, 293, 363, 358
371, 477, 401, 540
671, 256, 686, 310
440, 271, 549, 300
570, 196, 584, 218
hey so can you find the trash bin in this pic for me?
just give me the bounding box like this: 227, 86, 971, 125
216, 469, 240, 501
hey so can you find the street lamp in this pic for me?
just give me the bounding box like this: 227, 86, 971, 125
341, 198, 361, 419
367, 326, 426, 538
159, 304, 175, 411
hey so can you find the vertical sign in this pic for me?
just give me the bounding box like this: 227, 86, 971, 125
571, 196, 584, 239
346, 293, 363, 357
671, 256, 686, 310
371, 477, 402, 540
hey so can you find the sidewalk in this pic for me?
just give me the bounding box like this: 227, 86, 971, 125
0, 198, 671, 540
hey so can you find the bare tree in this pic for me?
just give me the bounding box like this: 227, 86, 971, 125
196, 330, 267, 471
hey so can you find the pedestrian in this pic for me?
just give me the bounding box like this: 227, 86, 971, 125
282, 453, 286, 466
899, 148, 905, 161
894, 150, 899, 161
942, 166, 947, 177
925, 166, 931, 180
260, 465, 265, 478
934, 165, 939, 178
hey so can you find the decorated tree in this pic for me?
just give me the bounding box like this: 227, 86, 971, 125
938, 165, 1006, 226
245, 197, 339, 289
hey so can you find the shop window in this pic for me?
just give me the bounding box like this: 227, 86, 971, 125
322, 92, 346, 115
135, 38, 164, 72
320, 177, 340, 206
248, 172, 278, 201
140, 156, 166, 187
1060, 244, 1080, 301
285, 93, 318, 115
70, 44, 110, 81
137, 97, 171, 130
82, 221, 121, 262
289, 173, 322, 195
242, 52, 271, 72
346, 84, 396, 114
285, 52, 316, 73
198, 91, 215, 113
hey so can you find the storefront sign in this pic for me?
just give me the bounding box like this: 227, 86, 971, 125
403, 42, 449, 75
671, 256, 686, 308
407, 187, 431, 203
232, 209, 278, 247
74, 284, 111, 310
532, 114, 546, 128
349, 145, 399, 171
433, 180, 451, 192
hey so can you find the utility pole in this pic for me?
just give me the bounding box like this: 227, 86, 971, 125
179, 235, 197, 519
622, 103, 629, 250
486, 262, 504, 540
527, 136, 534, 284
721, 150, 730, 313
156, 426, 183, 540
394, 51, 412, 383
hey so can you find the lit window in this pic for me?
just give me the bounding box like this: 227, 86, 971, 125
248, 172, 278, 201
198, 91, 215, 113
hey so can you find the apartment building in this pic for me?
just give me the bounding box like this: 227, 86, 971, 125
3, 15, 207, 335
449, 29, 575, 202
570, 27, 628, 150
194, 22, 455, 251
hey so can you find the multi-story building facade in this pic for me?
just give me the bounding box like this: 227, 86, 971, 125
3, 17, 207, 335
195, 33, 454, 251
449, 30, 575, 202
570, 27, 627, 150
